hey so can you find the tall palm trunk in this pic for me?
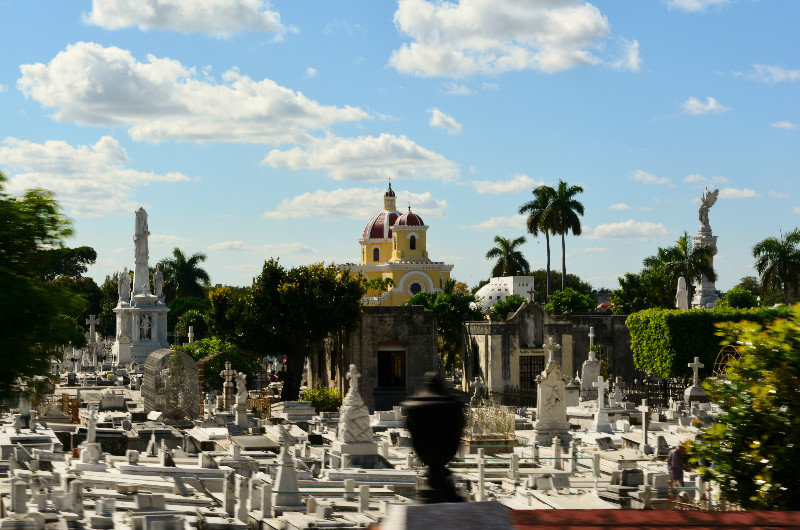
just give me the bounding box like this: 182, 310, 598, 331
561, 233, 567, 291
545, 232, 551, 302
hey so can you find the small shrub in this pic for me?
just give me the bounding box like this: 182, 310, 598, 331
717, 286, 759, 309
544, 288, 595, 314
490, 294, 527, 320
300, 384, 342, 412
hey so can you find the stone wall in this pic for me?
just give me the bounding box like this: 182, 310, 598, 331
142, 348, 200, 422
310, 305, 438, 412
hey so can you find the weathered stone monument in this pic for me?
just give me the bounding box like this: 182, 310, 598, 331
112, 208, 170, 364
532, 355, 572, 446
590, 376, 613, 434
332, 365, 379, 461
675, 277, 690, 310
234, 372, 249, 429
692, 187, 720, 308
684, 356, 708, 405
272, 425, 304, 515
580, 327, 601, 401
142, 349, 199, 422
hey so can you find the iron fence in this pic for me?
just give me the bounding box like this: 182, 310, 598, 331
621, 378, 688, 408
491, 386, 538, 408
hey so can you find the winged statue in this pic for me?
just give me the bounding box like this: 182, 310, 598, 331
698, 187, 719, 230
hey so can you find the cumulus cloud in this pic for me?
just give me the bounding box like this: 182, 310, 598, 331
0, 84, 6, 93
442, 82, 473, 96
587, 219, 670, 240
771, 121, 798, 130
389, 0, 619, 78
150, 233, 187, 244
86, 0, 291, 37
719, 187, 758, 199
611, 38, 642, 72
609, 203, 632, 210
683, 174, 729, 187
262, 133, 460, 182
263, 187, 448, 221
681, 96, 730, 115
18, 42, 368, 144
665, 0, 728, 12
0, 136, 189, 216
305, 67, 317, 79
630, 169, 670, 185
207, 241, 317, 254
428, 108, 462, 135
472, 214, 526, 232
769, 190, 789, 199
745, 64, 800, 84
473, 174, 544, 195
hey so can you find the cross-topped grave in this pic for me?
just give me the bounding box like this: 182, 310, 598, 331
86, 315, 99, 345
543, 336, 561, 366
526, 286, 535, 302
588, 326, 595, 349
637, 399, 651, 452
593, 375, 609, 411
688, 357, 704, 387
220, 361, 238, 411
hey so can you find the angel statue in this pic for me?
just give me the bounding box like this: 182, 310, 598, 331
698, 187, 719, 230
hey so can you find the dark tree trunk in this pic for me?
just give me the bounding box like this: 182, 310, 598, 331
281, 342, 307, 401
545, 232, 551, 302
784, 282, 790, 305
561, 233, 566, 291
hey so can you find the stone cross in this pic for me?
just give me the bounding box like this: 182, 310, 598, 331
612, 376, 623, 406
588, 326, 595, 349
87, 404, 98, 444
279, 425, 294, 464
220, 361, 237, 384
592, 375, 609, 411
688, 357, 704, 387
346, 364, 361, 396
526, 286, 535, 302
188, 326, 194, 344
86, 315, 99, 345
543, 336, 561, 366
638, 399, 650, 449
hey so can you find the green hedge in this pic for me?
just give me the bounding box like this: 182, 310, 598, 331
626, 306, 793, 378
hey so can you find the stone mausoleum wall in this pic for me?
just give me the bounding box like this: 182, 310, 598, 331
142, 348, 200, 422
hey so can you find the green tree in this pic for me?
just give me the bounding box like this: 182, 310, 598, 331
168, 296, 211, 333
174, 337, 260, 392
207, 286, 250, 341
407, 278, 482, 372
716, 286, 758, 309
157, 248, 211, 301
490, 294, 527, 321
544, 287, 594, 314
643, 232, 716, 303
546, 180, 585, 291
689, 306, 800, 509
51, 276, 102, 334
243, 260, 366, 400
35, 246, 97, 282
752, 229, 800, 305
175, 309, 210, 341
0, 175, 86, 401
485, 235, 530, 277
519, 184, 557, 300
610, 271, 673, 314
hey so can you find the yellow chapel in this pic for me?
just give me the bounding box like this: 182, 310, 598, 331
341, 184, 453, 305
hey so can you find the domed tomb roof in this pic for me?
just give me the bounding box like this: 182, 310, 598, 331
394, 210, 424, 227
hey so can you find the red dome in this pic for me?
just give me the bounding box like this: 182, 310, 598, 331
363, 210, 400, 239
394, 211, 424, 227
384, 183, 395, 198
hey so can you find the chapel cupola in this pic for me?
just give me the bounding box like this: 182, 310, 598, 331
383, 182, 396, 211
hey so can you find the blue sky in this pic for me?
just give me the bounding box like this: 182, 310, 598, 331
1, 0, 798, 291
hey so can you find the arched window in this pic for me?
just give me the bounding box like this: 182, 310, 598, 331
373, 248, 380, 261
409, 235, 416, 250
409, 282, 423, 295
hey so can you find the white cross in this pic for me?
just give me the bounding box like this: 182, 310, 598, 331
592, 375, 609, 411
588, 326, 595, 349
543, 336, 561, 365
688, 357, 704, 387
86, 315, 99, 344
637, 399, 650, 447
188, 326, 194, 344
346, 364, 361, 396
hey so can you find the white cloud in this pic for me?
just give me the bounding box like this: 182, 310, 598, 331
746, 64, 800, 84
719, 187, 758, 199
793, 207, 800, 215
472, 214, 526, 232
611, 38, 642, 72
472, 174, 544, 195
207, 241, 317, 254
771, 121, 798, 130
609, 203, 632, 210
769, 190, 789, 199
0, 136, 189, 216
637, 206, 653, 211
482, 82, 499, 91
323, 18, 366, 35
150, 233, 187, 244
428, 108, 462, 135
86, 0, 291, 37
262, 133, 459, 182
263, 187, 448, 221
389, 0, 617, 78
630, 169, 670, 185
305, 67, 317, 79
683, 174, 730, 187
683, 174, 705, 183
681, 96, 730, 115
665, 0, 728, 12
587, 219, 670, 240
0, 84, 6, 93
18, 42, 368, 144
442, 82, 473, 96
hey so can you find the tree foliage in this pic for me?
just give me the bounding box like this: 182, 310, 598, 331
35, 246, 97, 282
643, 231, 716, 303
0, 175, 86, 401
175, 309, 210, 341
157, 247, 211, 301
519, 185, 557, 299
547, 179, 585, 291
174, 337, 260, 392
752, 229, 800, 305
544, 287, 594, 314
689, 306, 800, 509
485, 235, 530, 277
717, 286, 758, 309
610, 271, 674, 314
490, 294, 527, 321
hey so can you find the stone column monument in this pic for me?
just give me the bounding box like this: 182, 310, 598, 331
691, 187, 720, 308
111, 208, 170, 364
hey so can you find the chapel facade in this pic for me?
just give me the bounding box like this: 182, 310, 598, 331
340, 184, 453, 306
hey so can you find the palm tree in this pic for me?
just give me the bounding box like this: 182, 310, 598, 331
157, 247, 211, 300
644, 232, 716, 303
485, 236, 530, 277
519, 185, 557, 300
547, 180, 585, 291
752, 229, 800, 305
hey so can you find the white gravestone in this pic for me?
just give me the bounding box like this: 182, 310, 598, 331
332, 364, 378, 456
532, 361, 572, 446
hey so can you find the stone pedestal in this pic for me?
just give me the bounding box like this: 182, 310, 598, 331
691, 228, 719, 309
684, 385, 708, 406
532, 362, 572, 446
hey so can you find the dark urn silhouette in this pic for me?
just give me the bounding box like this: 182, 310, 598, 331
402, 371, 466, 504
